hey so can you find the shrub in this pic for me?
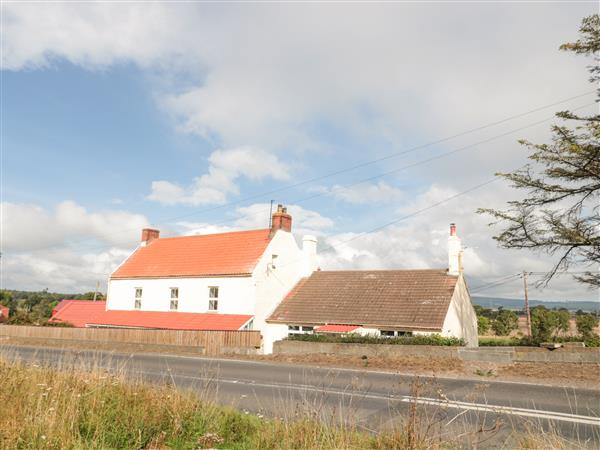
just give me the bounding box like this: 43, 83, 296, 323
287, 333, 465, 346
491, 309, 519, 336
477, 316, 491, 334
530, 306, 569, 342
576, 313, 599, 339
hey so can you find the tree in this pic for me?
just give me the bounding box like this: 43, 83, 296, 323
491, 309, 519, 336
479, 14, 600, 288
477, 316, 491, 335
576, 313, 599, 338
530, 306, 570, 342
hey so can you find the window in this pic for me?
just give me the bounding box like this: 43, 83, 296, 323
288, 325, 300, 331
243, 319, 254, 331
170, 288, 179, 311
134, 288, 142, 310
208, 286, 219, 311
380, 330, 395, 337
302, 326, 314, 332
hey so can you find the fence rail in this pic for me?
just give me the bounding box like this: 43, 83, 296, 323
0, 325, 261, 355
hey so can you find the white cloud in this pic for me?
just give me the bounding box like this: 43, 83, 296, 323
1, 201, 150, 292
328, 181, 405, 204
147, 146, 290, 205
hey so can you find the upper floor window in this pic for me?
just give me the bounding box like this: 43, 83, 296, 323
208, 286, 219, 311
170, 288, 179, 311
134, 288, 142, 310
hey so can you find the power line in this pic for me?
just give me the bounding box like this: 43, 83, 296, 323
5, 91, 593, 253
12, 100, 595, 256
470, 273, 523, 293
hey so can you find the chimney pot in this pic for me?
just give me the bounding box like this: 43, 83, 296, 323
450, 223, 457, 236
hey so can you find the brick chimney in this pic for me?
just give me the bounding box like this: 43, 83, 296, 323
271, 204, 292, 233
141, 228, 160, 246
448, 223, 463, 276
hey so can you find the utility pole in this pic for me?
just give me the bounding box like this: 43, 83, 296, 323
523, 271, 532, 338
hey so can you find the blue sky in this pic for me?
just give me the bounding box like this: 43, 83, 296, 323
1, 2, 598, 301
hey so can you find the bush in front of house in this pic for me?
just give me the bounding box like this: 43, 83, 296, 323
286, 333, 465, 346
479, 335, 600, 348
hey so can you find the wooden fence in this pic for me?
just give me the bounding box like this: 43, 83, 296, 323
0, 325, 261, 355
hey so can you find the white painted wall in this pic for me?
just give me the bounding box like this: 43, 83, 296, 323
440, 275, 479, 346
253, 230, 310, 352
107, 276, 255, 316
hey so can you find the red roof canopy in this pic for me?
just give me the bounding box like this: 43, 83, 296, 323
111, 229, 272, 279
316, 324, 361, 333
50, 300, 252, 331
50, 300, 107, 327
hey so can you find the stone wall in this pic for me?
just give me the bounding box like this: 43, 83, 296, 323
273, 340, 600, 364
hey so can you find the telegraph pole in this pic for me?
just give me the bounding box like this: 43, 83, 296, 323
523, 271, 532, 337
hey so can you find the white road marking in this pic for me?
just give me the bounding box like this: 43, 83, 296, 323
401, 396, 600, 426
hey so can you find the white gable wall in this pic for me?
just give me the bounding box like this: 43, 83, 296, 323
253, 230, 310, 353
106, 276, 255, 316
440, 275, 478, 347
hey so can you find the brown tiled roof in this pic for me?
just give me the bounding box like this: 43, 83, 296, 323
267, 269, 458, 330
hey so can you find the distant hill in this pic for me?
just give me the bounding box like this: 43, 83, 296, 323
472, 296, 599, 312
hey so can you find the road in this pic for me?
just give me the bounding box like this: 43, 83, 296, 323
2, 344, 599, 447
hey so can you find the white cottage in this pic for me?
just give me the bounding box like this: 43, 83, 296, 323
104, 205, 317, 353
266, 224, 479, 347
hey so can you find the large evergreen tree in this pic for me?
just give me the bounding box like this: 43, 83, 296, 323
480, 15, 600, 288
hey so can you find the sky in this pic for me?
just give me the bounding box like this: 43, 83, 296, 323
1, 2, 598, 302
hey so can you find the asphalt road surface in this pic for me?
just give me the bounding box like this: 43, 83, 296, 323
2, 344, 599, 448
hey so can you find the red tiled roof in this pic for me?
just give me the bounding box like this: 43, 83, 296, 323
111, 229, 272, 279
50, 299, 252, 331
268, 269, 459, 330
50, 300, 107, 327
316, 324, 360, 333
86, 310, 253, 331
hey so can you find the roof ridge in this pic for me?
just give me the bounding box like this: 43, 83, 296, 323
316, 268, 448, 273
152, 228, 271, 242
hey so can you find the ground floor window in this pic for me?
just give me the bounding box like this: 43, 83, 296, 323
380, 330, 413, 337
287, 325, 314, 337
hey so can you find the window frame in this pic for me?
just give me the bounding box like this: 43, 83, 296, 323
134, 288, 142, 310
208, 286, 219, 311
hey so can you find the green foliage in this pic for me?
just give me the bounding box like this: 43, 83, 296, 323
287, 333, 465, 346
491, 309, 519, 336
575, 313, 600, 338
530, 306, 570, 342
479, 334, 600, 348
477, 316, 491, 334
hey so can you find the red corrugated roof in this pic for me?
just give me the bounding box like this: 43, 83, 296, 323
50, 300, 107, 327
316, 324, 361, 333
111, 229, 272, 279
50, 300, 252, 331
86, 310, 253, 331
0, 304, 9, 321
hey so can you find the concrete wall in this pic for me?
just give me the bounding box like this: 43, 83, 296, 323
273, 340, 600, 363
